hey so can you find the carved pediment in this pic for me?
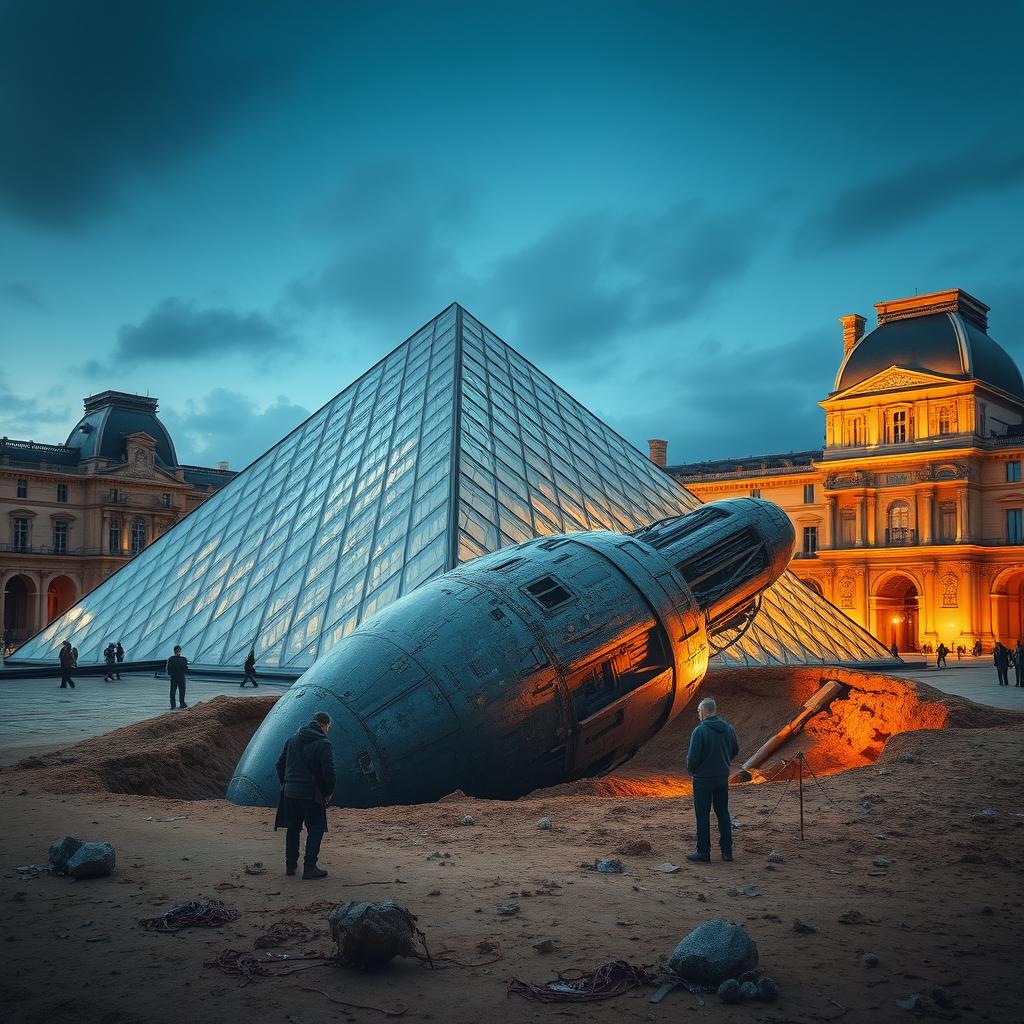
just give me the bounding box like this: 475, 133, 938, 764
837, 365, 955, 397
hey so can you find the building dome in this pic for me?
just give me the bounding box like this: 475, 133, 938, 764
65, 391, 178, 467
833, 289, 1024, 399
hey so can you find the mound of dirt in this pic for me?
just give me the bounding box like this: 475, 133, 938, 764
6, 695, 277, 799
548, 666, 1024, 797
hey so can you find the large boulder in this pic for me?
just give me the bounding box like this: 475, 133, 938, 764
328, 901, 419, 968
48, 835, 84, 874
669, 919, 758, 986
66, 842, 115, 879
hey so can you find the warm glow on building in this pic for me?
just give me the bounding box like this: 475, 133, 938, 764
666, 289, 1024, 653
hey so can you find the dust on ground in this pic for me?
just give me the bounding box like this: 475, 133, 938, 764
2, 669, 1023, 1023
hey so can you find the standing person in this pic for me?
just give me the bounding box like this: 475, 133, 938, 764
1015, 640, 1024, 687
58, 640, 76, 689
890, 640, 899, 659
274, 712, 336, 879
936, 643, 948, 669
166, 645, 189, 709
103, 644, 116, 681
114, 642, 124, 679
71, 644, 79, 668
241, 648, 258, 688
684, 697, 739, 864
993, 642, 1011, 686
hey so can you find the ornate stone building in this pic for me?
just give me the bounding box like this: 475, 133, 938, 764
1, 391, 235, 646
665, 289, 1024, 652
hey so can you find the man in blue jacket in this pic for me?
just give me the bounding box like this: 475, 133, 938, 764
685, 697, 740, 863
274, 712, 337, 879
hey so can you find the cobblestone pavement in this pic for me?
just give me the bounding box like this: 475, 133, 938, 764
0, 672, 284, 762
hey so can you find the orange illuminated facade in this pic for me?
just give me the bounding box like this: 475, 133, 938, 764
666, 289, 1024, 653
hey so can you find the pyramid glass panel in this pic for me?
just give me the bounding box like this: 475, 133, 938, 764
14, 304, 893, 672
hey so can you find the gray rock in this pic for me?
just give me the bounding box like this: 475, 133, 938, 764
717, 979, 741, 1003
595, 858, 624, 873
536, 817, 552, 830
758, 977, 779, 1002
872, 857, 892, 868
328, 901, 419, 968
669, 919, 759, 986
863, 951, 880, 967
767, 850, 784, 863
896, 751, 917, 764
739, 981, 759, 1001
66, 842, 115, 879
459, 815, 475, 826
48, 836, 83, 874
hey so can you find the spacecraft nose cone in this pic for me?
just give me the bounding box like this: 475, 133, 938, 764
744, 496, 797, 572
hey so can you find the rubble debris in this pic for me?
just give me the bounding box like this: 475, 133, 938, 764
139, 898, 240, 932
717, 978, 741, 1003
67, 842, 115, 880
508, 960, 654, 1002
758, 976, 779, 1002
496, 900, 520, 916
254, 920, 320, 948
668, 919, 758, 986
767, 850, 784, 863
739, 980, 759, 1001
48, 836, 83, 874
328, 901, 422, 969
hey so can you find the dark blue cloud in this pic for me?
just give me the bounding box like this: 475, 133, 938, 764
0, 282, 43, 309
799, 143, 1024, 252
112, 298, 290, 364
0, 0, 299, 228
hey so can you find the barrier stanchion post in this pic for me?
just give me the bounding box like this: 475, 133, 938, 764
798, 752, 805, 841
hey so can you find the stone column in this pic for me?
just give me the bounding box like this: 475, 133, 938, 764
34, 577, 46, 633
866, 493, 877, 546
955, 490, 965, 543
856, 497, 866, 547
101, 513, 110, 555
822, 566, 836, 604
979, 566, 995, 643
824, 496, 836, 549
960, 486, 970, 542
922, 566, 938, 645
921, 489, 933, 544
856, 568, 869, 631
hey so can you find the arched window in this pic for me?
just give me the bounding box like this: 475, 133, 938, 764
130, 518, 147, 554
887, 500, 912, 544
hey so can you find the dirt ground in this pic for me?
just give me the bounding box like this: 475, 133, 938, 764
2, 669, 1023, 1024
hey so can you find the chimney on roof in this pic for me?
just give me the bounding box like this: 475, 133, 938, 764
216, 460, 229, 471
839, 314, 866, 355
648, 439, 667, 468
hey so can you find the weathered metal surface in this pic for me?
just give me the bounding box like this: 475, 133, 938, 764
227, 498, 794, 807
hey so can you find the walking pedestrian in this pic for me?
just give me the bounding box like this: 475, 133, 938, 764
241, 648, 259, 688
71, 645, 79, 668
114, 642, 124, 679
1015, 640, 1024, 687
103, 643, 116, 681
58, 640, 76, 689
685, 697, 739, 864
936, 643, 948, 669
166, 645, 189, 709
890, 640, 899, 659
274, 711, 336, 879
993, 642, 1011, 686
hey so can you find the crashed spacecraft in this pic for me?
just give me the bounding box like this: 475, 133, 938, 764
227, 497, 795, 807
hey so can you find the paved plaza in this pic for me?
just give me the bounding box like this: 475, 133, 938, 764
1, 656, 1020, 766
0, 672, 284, 763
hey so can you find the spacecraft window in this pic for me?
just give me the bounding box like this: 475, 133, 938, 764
523, 576, 574, 610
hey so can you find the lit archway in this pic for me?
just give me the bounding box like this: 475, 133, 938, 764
991, 566, 1024, 646
800, 578, 824, 597
874, 572, 920, 651
3, 574, 36, 643
46, 576, 77, 623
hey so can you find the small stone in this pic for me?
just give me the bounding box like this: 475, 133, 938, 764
536, 817, 552, 830
459, 815, 475, 826
655, 862, 681, 873
595, 859, 624, 874
428, 889, 441, 896
496, 900, 520, 916
48, 836, 84, 875
838, 909, 868, 925
757, 977, 779, 1002
767, 850, 784, 864
717, 979, 741, 1004
792, 917, 817, 934
896, 751, 917, 764
739, 981, 759, 1001
972, 808, 1000, 823
532, 939, 555, 954
872, 857, 892, 868
66, 842, 115, 880
930, 986, 953, 1008
741, 886, 761, 897
863, 951, 879, 967
669, 919, 759, 986
896, 993, 924, 1011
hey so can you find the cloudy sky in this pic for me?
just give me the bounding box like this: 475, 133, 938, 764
2, 0, 1023, 472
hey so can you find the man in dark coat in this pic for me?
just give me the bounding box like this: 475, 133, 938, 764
685, 696, 739, 863
241, 649, 258, 687
994, 642, 1011, 686
275, 712, 336, 879
1016, 640, 1024, 687
114, 642, 124, 679
103, 644, 116, 681
166, 645, 189, 708
58, 640, 76, 689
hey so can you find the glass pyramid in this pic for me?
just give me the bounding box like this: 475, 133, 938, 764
16, 304, 892, 671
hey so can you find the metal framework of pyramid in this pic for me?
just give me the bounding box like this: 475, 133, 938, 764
16, 304, 893, 672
